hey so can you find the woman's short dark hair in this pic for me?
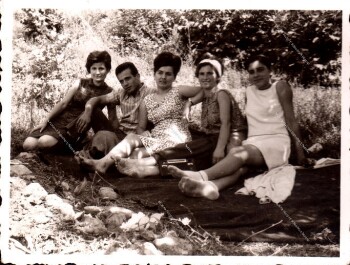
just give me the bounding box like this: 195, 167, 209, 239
85, 51, 112, 73
115, 62, 139, 77
245, 54, 272, 70
195, 52, 224, 78
153, 52, 182, 77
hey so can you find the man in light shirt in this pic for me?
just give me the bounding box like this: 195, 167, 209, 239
76, 62, 154, 158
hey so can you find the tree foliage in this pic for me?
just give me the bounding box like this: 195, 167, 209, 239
85, 9, 341, 87
17, 9, 64, 41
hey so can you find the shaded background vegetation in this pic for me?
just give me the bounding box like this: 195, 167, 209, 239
11, 9, 341, 158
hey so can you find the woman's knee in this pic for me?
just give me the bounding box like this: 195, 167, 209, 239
37, 135, 58, 149
129, 149, 141, 159
227, 146, 250, 163
123, 133, 142, 148
124, 133, 139, 141
23, 137, 38, 151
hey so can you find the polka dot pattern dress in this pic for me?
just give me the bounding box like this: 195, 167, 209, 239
140, 87, 191, 154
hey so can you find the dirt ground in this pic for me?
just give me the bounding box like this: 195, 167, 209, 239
5, 151, 340, 259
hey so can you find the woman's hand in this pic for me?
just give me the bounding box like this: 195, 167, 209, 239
212, 148, 225, 164
76, 112, 91, 133
182, 101, 192, 122
30, 120, 48, 133
297, 156, 316, 168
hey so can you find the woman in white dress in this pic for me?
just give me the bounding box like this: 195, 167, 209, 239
168, 54, 311, 200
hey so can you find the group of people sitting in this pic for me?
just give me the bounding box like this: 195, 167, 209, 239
23, 50, 311, 200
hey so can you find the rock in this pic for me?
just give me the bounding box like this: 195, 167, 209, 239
20, 200, 32, 210
75, 215, 107, 236
10, 177, 27, 192
16, 152, 38, 160
148, 213, 164, 231
154, 232, 193, 255
62, 191, 75, 202
140, 230, 157, 241
32, 211, 52, 224
99, 187, 118, 200
105, 212, 129, 232
20, 174, 36, 181
59, 202, 76, 221
45, 194, 63, 209
84, 205, 104, 215
109, 248, 140, 256
73, 177, 88, 195
60, 181, 70, 191
23, 183, 48, 205
142, 242, 163, 255
10, 160, 33, 176
106, 206, 134, 218
120, 212, 147, 231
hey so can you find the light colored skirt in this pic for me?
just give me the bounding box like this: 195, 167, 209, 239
242, 134, 291, 170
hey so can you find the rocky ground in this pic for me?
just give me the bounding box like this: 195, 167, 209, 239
5, 152, 340, 259
7, 152, 223, 256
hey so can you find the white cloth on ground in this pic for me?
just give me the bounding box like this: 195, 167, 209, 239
235, 165, 296, 204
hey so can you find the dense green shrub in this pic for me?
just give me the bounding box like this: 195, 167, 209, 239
84, 9, 341, 87
11, 9, 341, 158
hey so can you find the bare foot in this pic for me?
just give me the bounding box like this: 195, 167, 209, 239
167, 165, 206, 181
116, 158, 158, 178
75, 152, 108, 174
178, 177, 219, 200
116, 158, 142, 178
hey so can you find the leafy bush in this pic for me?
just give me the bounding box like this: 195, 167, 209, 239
11, 9, 340, 158
17, 9, 64, 42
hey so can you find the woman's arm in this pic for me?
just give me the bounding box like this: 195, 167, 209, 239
136, 100, 148, 135
183, 90, 204, 121
276, 80, 306, 165
212, 90, 231, 164
178, 85, 202, 98
77, 91, 117, 133
32, 80, 79, 133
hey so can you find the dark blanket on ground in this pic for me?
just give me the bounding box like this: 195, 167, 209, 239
44, 154, 340, 244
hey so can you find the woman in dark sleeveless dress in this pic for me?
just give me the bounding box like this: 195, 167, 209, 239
23, 50, 115, 153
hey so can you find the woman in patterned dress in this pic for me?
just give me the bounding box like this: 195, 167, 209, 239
167, 54, 311, 200
77, 51, 200, 174
116, 53, 247, 178
23, 50, 115, 153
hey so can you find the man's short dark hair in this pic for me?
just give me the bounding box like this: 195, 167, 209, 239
115, 62, 139, 77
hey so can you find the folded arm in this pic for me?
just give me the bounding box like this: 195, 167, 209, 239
77, 91, 117, 133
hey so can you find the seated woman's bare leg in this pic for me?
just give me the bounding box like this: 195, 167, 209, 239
129, 147, 151, 160
167, 166, 207, 181
37, 135, 59, 150
171, 145, 265, 199
211, 167, 248, 190
205, 145, 264, 180
168, 146, 250, 181
117, 158, 159, 178
177, 168, 248, 200
76, 133, 144, 174
178, 177, 219, 200
23, 137, 39, 151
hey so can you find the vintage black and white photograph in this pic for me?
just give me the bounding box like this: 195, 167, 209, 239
0, 0, 348, 264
